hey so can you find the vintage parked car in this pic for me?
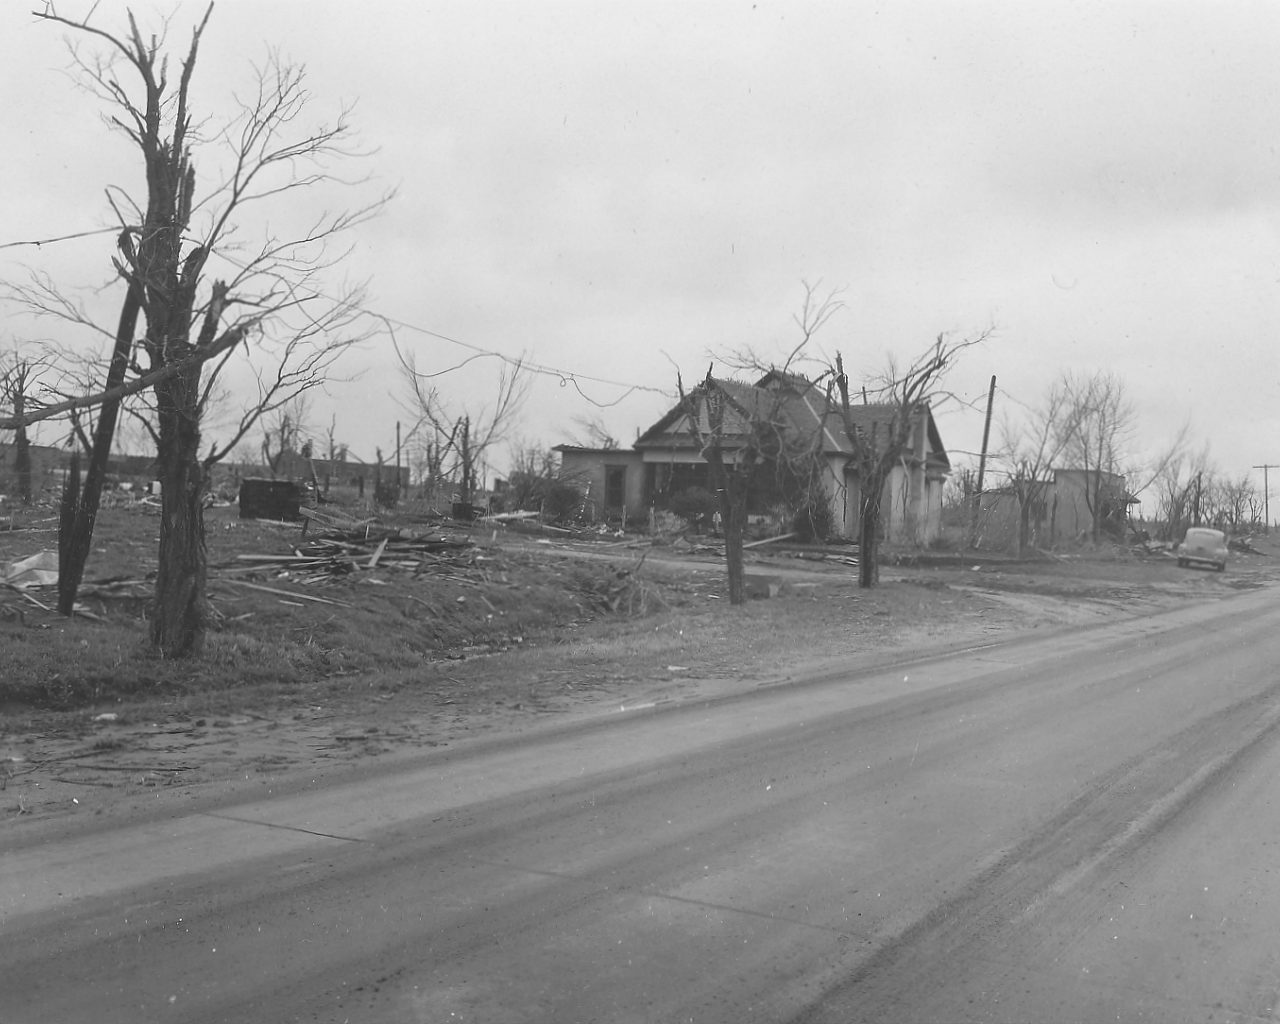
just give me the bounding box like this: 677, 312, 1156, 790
1178, 527, 1228, 571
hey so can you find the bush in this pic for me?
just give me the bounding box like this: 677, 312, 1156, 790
543, 479, 585, 522
667, 487, 718, 531
792, 500, 834, 542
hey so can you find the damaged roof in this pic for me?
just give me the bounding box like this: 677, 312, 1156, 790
634, 372, 950, 472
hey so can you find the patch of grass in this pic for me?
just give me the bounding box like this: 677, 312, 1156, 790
0, 504, 699, 713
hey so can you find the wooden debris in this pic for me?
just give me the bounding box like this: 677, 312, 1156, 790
299, 505, 378, 532
222, 580, 354, 607
19, 591, 51, 611
211, 527, 477, 589
743, 532, 796, 549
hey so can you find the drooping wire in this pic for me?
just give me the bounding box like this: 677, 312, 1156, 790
372, 310, 673, 406
0, 226, 120, 251
2, 227, 678, 408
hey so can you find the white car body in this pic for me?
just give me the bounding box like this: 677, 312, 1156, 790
1178, 527, 1228, 571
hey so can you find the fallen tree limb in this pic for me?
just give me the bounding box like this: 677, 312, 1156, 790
0, 325, 248, 430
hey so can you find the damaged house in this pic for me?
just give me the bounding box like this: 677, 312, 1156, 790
556, 372, 951, 543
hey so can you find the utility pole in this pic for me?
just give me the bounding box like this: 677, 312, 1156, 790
395, 421, 402, 499
1253, 463, 1277, 533
969, 375, 997, 550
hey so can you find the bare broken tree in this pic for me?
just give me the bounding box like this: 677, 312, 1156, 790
677, 369, 753, 603
831, 331, 988, 587
995, 378, 1081, 557
1150, 445, 1215, 538
570, 413, 621, 451
676, 284, 841, 604
399, 351, 530, 509
1213, 472, 1260, 533
8, 5, 388, 655
0, 343, 56, 506
259, 395, 313, 478
993, 369, 1188, 550
1056, 371, 1135, 543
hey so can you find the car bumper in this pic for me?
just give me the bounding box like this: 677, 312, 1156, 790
1180, 553, 1226, 569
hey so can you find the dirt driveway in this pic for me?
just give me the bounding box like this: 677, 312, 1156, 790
4, 531, 1275, 837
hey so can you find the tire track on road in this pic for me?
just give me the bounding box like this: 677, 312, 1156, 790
793, 676, 1280, 1023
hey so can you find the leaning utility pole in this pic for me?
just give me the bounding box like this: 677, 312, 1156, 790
1253, 463, 1277, 533
969, 375, 996, 549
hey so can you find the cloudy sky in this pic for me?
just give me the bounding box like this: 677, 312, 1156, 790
3, 1, 1280, 506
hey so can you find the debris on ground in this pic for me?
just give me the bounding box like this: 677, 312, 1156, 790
1230, 535, 1267, 555
2, 550, 59, 587
0, 515, 57, 533
214, 527, 477, 586
298, 505, 379, 537
743, 532, 796, 549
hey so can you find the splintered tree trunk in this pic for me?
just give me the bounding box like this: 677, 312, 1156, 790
719, 482, 748, 605
58, 283, 143, 616
15, 427, 31, 505
858, 502, 881, 587
858, 472, 888, 588
1018, 501, 1032, 558
704, 442, 750, 605
458, 418, 473, 507
150, 373, 209, 658
58, 451, 81, 595
13, 392, 31, 505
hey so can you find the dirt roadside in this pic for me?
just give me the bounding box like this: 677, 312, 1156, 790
3, 530, 1275, 839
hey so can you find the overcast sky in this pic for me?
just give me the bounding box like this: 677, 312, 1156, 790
3, 1, 1280, 507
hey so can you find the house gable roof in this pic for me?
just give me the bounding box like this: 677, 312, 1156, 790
636, 374, 847, 453
552, 444, 639, 457
633, 372, 950, 472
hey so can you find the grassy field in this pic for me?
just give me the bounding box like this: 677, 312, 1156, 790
0, 501, 733, 709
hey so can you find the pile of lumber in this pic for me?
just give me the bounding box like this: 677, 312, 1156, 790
214, 528, 478, 588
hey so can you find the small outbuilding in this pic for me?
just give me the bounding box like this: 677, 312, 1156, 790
238, 478, 310, 521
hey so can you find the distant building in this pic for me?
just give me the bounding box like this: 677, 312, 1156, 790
0, 442, 158, 497
245, 448, 410, 495
977, 468, 1139, 549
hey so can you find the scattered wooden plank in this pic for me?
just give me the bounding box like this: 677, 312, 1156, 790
221, 579, 354, 607
235, 553, 327, 563
743, 532, 796, 549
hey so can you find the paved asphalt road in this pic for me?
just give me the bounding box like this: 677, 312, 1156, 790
4, 586, 1280, 1023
